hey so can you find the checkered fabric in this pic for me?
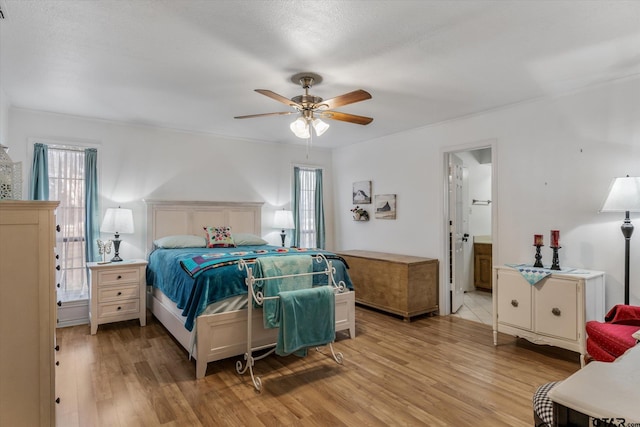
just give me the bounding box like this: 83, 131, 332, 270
533, 381, 561, 427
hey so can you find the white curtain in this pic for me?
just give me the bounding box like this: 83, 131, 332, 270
48, 147, 88, 301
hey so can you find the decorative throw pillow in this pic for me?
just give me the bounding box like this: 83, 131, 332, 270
204, 226, 236, 248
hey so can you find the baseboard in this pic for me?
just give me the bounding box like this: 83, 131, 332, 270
57, 299, 89, 328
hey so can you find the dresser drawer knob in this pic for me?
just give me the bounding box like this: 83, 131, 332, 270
117, 306, 122, 311
55, 345, 60, 351
56, 361, 60, 366
56, 265, 61, 271
552, 307, 561, 316
117, 275, 122, 280
510, 299, 519, 308
57, 283, 61, 288
117, 291, 122, 296
57, 301, 62, 307
56, 397, 60, 404
56, 225, 61, 232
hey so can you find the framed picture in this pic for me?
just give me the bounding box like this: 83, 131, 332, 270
374, 194, 396, 219
352, 181, 372, 204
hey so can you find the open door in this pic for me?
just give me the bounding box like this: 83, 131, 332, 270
449, 153, 465, 313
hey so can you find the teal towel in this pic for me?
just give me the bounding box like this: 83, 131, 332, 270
275, 286, 335, 357
254, 255, 313, 328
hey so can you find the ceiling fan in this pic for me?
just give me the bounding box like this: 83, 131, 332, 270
234, 72, 373, 138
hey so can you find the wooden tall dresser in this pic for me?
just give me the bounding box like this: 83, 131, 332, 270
0, 201, 59, 426
337, 250, 439, 321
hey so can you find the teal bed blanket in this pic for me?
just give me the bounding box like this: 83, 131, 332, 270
146, 245, 352, 332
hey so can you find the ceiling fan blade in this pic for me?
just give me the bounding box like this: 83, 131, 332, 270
255, 89, 302, 109
234, 111, 296, 119
319, 111, 373, 125
314, 89, 371, 110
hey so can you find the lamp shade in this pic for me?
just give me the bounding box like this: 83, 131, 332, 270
311, 118, 330, 136
600, 177, 640, 212
100, 208, 135, 234
290, 117, 310, 139
273, 210, 295, 230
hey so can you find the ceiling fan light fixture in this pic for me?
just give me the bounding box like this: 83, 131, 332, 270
311, 118, 330, 136
290, 117, 310, 138
236, 72, 373, 139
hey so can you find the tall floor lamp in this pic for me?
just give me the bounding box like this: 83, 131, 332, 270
600, 176, 640, 305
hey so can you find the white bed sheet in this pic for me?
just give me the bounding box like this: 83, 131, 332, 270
151, 286, 248, 320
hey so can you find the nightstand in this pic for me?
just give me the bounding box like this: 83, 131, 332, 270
87, 259, 148, 334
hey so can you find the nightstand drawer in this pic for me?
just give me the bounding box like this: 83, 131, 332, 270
98, 268, 140, 285
98, 284, 139, 302
98, 300, 140, 319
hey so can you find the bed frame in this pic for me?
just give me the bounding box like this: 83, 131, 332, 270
144, 199, 355, 379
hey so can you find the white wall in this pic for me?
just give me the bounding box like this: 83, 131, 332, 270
8, 109, 335, 258
0, 87, 8, 145
333, 76, 640, 310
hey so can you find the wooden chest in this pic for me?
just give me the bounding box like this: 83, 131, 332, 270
336, 250, 439, 321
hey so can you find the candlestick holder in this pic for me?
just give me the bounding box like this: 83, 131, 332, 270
550, 246, 561, 270
533, 244, 544, 267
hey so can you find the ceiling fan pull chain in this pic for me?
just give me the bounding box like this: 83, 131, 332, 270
306, 130, 313, 159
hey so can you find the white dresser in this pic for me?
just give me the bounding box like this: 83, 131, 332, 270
493, 266, 605, 365
0, 201, 59, 426
88, 259, 148, 334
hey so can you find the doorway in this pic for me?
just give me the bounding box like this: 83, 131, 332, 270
444, 145, 495, 324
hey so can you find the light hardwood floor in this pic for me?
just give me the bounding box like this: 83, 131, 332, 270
55, 306, 579, 426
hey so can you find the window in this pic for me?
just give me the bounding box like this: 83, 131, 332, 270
293, 166, 325, 249
48, 146, 88, 302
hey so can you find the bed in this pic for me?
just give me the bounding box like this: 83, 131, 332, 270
144, 200, 356, 379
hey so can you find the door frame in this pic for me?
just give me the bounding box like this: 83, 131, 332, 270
440, 139, 498, 315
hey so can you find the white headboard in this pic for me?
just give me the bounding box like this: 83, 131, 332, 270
144, 200, 264, 254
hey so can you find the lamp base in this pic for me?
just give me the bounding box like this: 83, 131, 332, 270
622, 211, 633, 305
111, 235, 124, 262
280, 230, 286, 247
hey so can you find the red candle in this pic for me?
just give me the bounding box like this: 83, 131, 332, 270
550, 230, 560, 247
534, 234, 543, 246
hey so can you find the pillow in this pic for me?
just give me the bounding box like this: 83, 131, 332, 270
233, 233, 268, 246
204, 226, 236, 248
154, 235, 206, 248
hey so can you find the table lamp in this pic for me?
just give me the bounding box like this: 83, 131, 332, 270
273, 209, 295, 247
100, 207, 134, 262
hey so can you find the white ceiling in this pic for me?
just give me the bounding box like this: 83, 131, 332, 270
1, 1, 639, 149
